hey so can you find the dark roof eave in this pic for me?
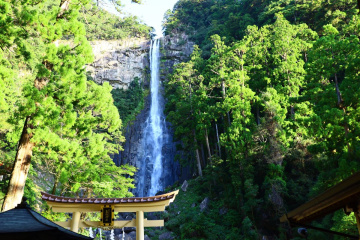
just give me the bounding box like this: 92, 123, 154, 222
280, 172, 360, 223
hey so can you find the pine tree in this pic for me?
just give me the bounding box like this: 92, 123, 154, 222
1, 0, 134, 211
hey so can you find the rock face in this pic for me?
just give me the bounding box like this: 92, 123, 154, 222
200, 197, 210, 212
160, 31, 195, 81
87, 38, 151, 89
181, 180, 189, 192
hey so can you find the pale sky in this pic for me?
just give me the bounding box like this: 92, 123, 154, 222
122, 0, 179, 36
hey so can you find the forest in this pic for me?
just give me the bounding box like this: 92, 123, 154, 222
160, 0, 360, 239
0, 0, 360, 239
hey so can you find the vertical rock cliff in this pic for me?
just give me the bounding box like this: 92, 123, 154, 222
87, 38, 151, 89
160, 32, 195, 81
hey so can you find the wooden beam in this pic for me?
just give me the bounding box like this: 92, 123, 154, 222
56, 219, 164, 229
51, 205, 168, 213
48, 199, 173, 213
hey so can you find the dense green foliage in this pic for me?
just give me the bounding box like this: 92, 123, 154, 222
163, 0, 359, 58
162, 0, 360, 239
112, 77, 145, 127
78, 2, 152, 40
150, 178, 259, 240
0, 0, 145, 215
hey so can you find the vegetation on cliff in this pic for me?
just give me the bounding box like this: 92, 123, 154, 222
112, 77, 145, 127
162, 0, 360, 239
79, 1, 152, 40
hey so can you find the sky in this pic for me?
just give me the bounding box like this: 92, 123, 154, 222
121, 0, 179, 36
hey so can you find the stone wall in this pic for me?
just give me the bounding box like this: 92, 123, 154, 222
87, 38, 151, 89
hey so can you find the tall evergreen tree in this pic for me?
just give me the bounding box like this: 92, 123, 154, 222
1, 0, 137, 211
305, 24, 360, 185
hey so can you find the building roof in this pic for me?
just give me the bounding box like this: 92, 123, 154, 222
41, 191, 177, 204
0, 202, 92, 240
280, 172, 360, 224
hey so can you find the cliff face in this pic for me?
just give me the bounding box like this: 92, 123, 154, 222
160, 32, 195, 80
87, 38, 151, 89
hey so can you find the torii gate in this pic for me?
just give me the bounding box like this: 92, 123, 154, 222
42, 190, 179, 240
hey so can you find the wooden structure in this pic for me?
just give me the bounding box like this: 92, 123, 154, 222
280, 172, 360, 238
42, 190, 179, 240
0, 200, 91, 240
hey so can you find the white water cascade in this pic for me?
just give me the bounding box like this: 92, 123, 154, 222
148, 38, 163, 196
135, 38, 171, 197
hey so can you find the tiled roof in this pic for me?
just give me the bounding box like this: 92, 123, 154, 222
41, 191, 177, 204
0, 202, 92, 239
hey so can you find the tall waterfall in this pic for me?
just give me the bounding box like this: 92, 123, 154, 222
135, 38, 174, 197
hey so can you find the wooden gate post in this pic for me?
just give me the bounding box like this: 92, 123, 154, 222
71, 211, 81, 233
136, 210, 144, 240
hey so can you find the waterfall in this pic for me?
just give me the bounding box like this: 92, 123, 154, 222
135, 38, 173, 197
148, 38, 163, 196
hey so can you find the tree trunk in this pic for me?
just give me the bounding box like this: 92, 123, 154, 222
58, 0, 70, 18
193, 130, 203, 177
52, 171, 61, 195
195, 147, 203, 177
200, 144, 206, 167
215, 123, 221, 159
256, 104, 260, 125
334, 73, 343, 107
1, 117, 34, 211
221, 80, 231, 127
1, 63, 52, 211
213, 133, 218, 157
204, 128, 212, 165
